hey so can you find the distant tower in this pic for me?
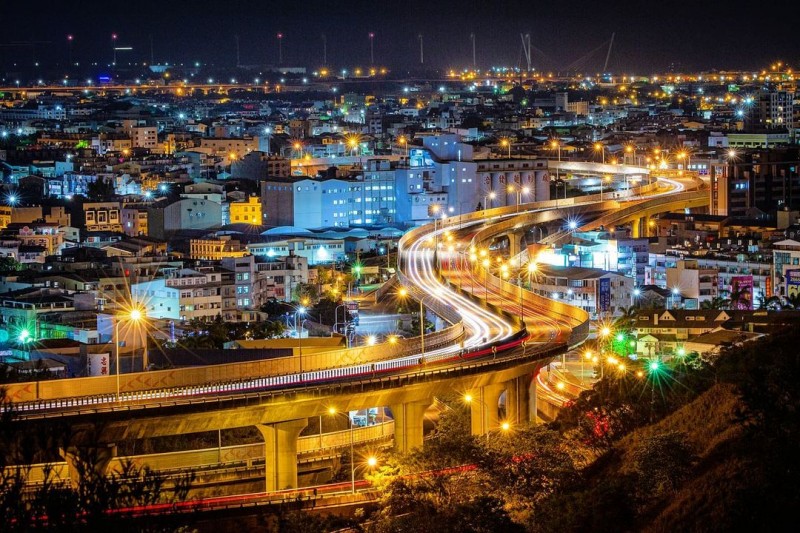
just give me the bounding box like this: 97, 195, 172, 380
277, 32, 283, 65
369, 32, 375, 65
469, 33, 476, 69
67, 34, 74, 66
418, 34, 424, 65
322, 33, 327, 66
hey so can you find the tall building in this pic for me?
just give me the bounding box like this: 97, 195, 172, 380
747, 90, 794, 133
232, 152, 291, 180
710, 148, 800, 216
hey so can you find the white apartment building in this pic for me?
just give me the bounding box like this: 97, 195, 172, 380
528, 265, 634, 318
131, 267, 223, 322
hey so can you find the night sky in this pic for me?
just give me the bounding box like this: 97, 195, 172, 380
1, 0, 797, 73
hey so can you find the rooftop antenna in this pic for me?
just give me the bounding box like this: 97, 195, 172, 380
418, 34, 423, 65
603, 32, 615, 72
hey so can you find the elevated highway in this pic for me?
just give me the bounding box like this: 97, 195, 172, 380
1, 171, 706, 493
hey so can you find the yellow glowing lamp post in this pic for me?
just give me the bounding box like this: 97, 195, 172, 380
500, 138, 511, 158
484, 190, 496, 211
594, 142, 605, 164
328, 406, 356, 493
398, 135, 408, 158
115, 304, 145, 403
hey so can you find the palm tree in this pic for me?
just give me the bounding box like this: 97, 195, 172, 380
727, 284, 751, 310
613, 305, 638, 332
701, 296, 729, 310
787, 292, 800, 309
762, 295, 787, 310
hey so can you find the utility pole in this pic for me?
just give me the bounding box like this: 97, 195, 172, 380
418, 34, 424, 65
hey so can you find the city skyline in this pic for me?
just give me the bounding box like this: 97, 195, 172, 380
1, 0, 797, 73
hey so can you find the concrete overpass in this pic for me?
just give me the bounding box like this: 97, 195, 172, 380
2, 173, 702, 494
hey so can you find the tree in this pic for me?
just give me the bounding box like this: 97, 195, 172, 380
85, 177, 115, 201
613, 305, 638, 331
1, 391, 194, 531
479, 426, 581, 513
701, 296, 729, 310
630, 431, 694, 499
0, 256, 21, 272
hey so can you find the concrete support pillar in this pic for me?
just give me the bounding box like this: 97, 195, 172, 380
529, 373, 539, 425
631, 217, 643, 238
391, 400, 430, 453
257, 418, 308, 492
60, 445, 116, 488
508, 232, 522, 258
467, 384, 506, 436
505, 375, 532, 426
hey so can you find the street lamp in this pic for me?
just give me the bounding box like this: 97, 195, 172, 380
500, 138, 511, 158
581, 350, 594, 384
624, 144, 635, 165
550, 139, 561, 162
600, 175, 611, 201
484, 191, 496, 211
632, 287, 641, 307
327, 407, 356, 493
294, 306, 307, 372
115, 304, 145, 402
481, 258, 490, 300
398, 288, 435, 355
594, 142, 605, 164
507, 184, 529, 213
398, 135, 409, 159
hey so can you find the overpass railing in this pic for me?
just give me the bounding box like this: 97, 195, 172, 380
2, 321, 463, 404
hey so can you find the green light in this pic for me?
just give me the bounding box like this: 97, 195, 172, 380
677, 347, 686, 356
616, 333, 625, 342
649, 361, 660, 372
18, 329, 30, 342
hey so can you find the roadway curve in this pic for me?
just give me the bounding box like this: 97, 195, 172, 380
2, 174, 699, 417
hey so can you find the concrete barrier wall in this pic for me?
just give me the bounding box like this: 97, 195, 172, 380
3, 323, 464, 402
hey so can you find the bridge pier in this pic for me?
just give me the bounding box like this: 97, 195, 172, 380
257, 418, 308, 491
504, 375, 534, 426
508, 231, 523, 258
60, 444, 117, 488
391, 400, 430, 453
530, 373, 539, 424
467, 383, 505, 435
631, 216, 649, 238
